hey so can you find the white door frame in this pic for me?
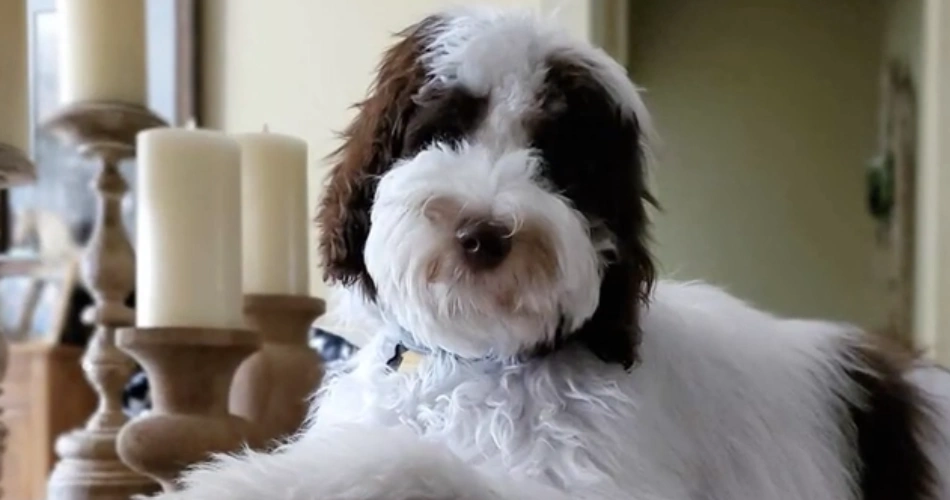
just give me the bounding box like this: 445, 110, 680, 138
914, 0, 950, 364
590, 1, 629, 64
541, 0, 629, 63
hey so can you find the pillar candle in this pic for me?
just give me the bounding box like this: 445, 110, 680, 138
57, 0, 146, 106
137, 128, 243, 328
0, 0, 28, 152
236, 131, 310, 295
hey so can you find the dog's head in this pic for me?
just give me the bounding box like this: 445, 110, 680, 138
317, 8, 654, 368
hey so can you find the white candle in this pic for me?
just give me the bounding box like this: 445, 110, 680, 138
57, 0, 146, 105
137, 128, 244, 328
236, 131, 310, 295
0, 0, 28, 152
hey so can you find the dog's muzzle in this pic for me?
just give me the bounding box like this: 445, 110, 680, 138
455, 219, 511, 271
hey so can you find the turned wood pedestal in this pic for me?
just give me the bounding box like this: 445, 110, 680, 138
230, 294, 326, 448
117, 327, 260, 492
44, 101, 166, 500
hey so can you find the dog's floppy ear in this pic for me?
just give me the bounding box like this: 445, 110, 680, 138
316, 18, 437, 297
575, 111, 655, 371
588, 107, 655, 370
536, 56, 656, 370
579, 252, 654, 370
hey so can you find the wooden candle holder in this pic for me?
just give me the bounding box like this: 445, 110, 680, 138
0, 144, 36, 500
116, 327, 260, 492
230, 295, 326, 447
44, 101, 166, 500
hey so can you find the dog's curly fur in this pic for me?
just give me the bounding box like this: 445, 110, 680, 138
152, 7, 950, 500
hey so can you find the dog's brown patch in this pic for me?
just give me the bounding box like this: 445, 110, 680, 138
483, 222, 558, 315
316, 17, 438, 297
316, 17, 490, 299
424, 252, 443, 283
507, 223, 559, 288
842, 334, 937, 500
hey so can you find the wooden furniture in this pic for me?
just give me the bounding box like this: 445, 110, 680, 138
44, 102, 165, 500
230, 295, 325, 447
0, 255, 81, 346
116, 327, 260, 492
0, 342, 96, 500
2, 142, 38, 500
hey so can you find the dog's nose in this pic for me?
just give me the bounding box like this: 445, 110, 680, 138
456, 220, 511, 270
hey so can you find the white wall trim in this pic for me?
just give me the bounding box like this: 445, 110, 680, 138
914, 0, 950, 364
540, 0, 628, 64
590, 0, 629, 65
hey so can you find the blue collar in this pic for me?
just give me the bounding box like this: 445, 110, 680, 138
384, 325, 432, 372
384, 326, 514, 372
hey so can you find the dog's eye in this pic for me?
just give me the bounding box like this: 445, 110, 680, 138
403, 87, 488, 155
404, 122, 464, 154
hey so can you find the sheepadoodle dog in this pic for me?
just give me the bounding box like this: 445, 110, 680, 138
154, 7, 949, 500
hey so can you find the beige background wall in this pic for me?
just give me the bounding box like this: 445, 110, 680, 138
200, 0, 595, 299
628, 0, 889, 327
0, 0, 28, 152
884, 0, 923, 83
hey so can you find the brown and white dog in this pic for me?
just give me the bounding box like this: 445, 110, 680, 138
152, 7, 949, 500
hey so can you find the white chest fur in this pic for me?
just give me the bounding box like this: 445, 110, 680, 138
311, 282, 867, 500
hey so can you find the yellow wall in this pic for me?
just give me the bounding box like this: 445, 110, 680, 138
884, 0, 923, 81
200, 0, 594, 298
629, 0, 889, 327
